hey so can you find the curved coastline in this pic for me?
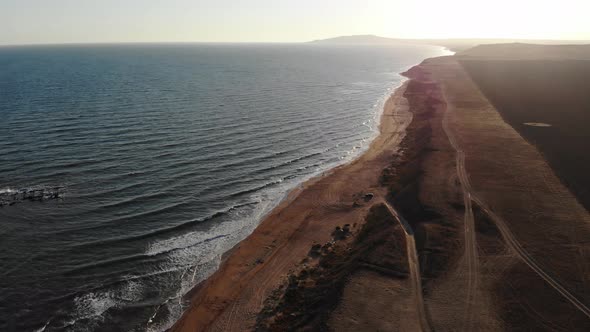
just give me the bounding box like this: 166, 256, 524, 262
169, 74, 415, 331
0, 44, 459, 332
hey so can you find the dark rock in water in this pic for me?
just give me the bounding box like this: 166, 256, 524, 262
363, 192, 374, 202
0, 186, 65, 207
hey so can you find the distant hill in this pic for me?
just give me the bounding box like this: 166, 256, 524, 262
309, 35, 590, 52
309, 35, 404, 45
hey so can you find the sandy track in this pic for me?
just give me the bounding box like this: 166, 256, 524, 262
472, 195, 590, 318
382, 201, 431, 332
441, 90, 480, 330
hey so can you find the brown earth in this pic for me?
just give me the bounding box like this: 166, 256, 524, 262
422, 54, 590, 331
459, 58, 590, 211
172, 46, 590, 331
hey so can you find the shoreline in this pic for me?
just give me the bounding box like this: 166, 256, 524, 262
184, 76, 409, 296
209, 76, 410, 270
149, 73, 414, 330
221, 76, 410, 263
170, 74, 415, 331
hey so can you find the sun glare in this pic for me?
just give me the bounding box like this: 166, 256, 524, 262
371, 0, 590, 40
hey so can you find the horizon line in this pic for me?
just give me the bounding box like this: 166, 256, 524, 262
2, 36, 590, 48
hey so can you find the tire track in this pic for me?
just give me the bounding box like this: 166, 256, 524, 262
472, 195, 590, 318
439, 84, 590, 319
442, 98, 479, 331
382, 201, 431, 332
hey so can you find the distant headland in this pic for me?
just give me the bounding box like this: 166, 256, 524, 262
309, 34, 590, 52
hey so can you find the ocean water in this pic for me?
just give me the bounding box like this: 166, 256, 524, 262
0, 43, 448, 331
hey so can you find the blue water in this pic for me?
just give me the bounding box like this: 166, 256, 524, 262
0, 43, 447, 331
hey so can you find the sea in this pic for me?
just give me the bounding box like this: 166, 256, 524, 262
0, 43, 448, 331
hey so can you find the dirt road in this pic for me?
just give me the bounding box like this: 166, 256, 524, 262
383, 201, 431, 332
442, 98, 480, 330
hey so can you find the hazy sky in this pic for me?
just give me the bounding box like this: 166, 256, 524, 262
1, 0, 589, 45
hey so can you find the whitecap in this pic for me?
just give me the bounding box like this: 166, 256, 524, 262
0, 188, 16, 194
